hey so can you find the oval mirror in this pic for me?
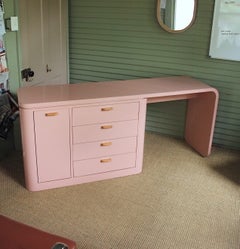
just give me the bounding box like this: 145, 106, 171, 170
157, 0, 197, 33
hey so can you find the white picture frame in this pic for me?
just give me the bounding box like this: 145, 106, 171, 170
209, 0, 240, 61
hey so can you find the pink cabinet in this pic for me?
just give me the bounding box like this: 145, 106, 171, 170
19, 99, 147, 191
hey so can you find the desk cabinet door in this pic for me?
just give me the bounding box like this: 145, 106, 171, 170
34, 108, 71, 182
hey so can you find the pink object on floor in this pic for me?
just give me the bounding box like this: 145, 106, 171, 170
0, 214, 77, 249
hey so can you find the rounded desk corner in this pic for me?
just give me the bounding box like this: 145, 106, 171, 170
211, 87, 219, 99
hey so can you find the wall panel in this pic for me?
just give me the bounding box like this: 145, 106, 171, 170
69, 0, 240, 150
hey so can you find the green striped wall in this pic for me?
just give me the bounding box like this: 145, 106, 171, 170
69, 0, 240, 151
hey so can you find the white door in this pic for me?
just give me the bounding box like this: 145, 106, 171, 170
19, 0, 68, 86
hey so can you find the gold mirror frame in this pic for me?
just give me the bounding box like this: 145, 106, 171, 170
156, 0, 198, 33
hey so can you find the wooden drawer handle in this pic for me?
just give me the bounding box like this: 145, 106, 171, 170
101, 125, 113, 129
101, 107, 113, 112
100, 142, 112, 147
45, 112, 58, 117
100, 158, 112, 163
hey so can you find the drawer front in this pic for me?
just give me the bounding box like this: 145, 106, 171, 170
72, 102, 139, 126
73, 137, 137, 161
73, 120, 138, 144
73, 153, 136, 177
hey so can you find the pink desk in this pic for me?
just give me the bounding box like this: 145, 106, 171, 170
18, 76, 219, 191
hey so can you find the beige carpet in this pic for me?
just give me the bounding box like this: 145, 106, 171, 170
0, 132, 240, 249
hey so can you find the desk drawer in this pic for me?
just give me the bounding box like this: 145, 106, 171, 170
73, 137, 137, 161
73, 153, 136, 177
72, 102, 139, 126
73, 120, 138, 144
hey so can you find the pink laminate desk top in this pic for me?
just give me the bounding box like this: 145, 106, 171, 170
18, 76, 218, 109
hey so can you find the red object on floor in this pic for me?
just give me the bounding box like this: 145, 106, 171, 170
0, 214, 77, 249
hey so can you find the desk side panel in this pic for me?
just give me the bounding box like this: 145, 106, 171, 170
185, 90, 219, 157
